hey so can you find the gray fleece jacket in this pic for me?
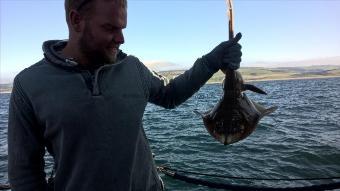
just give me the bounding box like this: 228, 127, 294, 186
8, 40, 216, 191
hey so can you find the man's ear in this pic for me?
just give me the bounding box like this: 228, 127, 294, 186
69, 10, 84, 32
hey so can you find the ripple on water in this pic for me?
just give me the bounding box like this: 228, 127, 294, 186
1, 79, 340, 189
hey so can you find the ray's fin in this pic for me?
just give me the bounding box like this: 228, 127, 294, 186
243, 84, 267, 95
193, 110, 204, 117
252, 101, 278, 117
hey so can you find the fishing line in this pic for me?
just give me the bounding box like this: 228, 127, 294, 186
158, 166, 340, 181
158, 166, 340, 191
0, 185, 10, 190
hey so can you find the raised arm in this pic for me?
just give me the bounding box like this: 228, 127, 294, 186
136, 34, 242, 109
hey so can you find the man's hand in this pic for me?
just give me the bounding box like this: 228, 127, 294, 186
204, 33, 242, 71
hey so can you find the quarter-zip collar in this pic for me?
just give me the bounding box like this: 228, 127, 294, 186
43, 40, 78, 69
42, 40, 128, 96
42, 40, 127, 70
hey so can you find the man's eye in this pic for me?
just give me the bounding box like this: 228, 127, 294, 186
103, 26, 114, 31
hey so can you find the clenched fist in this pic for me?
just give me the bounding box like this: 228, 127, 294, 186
204, 33, 242, 71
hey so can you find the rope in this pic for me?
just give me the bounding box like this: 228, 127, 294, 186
0, 184, 10, 190
158, 166, 340, 191
2, 166, 339, 190
159, 166, 340, 181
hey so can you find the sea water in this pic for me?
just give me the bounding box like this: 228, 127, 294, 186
0, 77, 339, 190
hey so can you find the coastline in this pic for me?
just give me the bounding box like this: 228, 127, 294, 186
0, 76, 339, 94
160, 65, 340, 85
207, 75, 340, 84
244, 75, 340, 82
0, 91, 12, 94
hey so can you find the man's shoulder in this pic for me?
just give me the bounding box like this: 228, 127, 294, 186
117, 54, 149, 73
13, 58, 62, 92
124, 55, 140, 64
15, 59, 49, 81
123, 55, 149, 71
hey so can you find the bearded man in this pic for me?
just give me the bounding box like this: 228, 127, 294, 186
8, 0, 242, 190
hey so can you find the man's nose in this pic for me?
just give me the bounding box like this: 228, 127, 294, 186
114, 31, 125, 44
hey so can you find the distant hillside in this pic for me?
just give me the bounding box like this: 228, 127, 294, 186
0, 84, 12, 93
144, 61, 181, 71
1, 65, 339, 93
158, 65, 340, 83
250, 56, 340, 67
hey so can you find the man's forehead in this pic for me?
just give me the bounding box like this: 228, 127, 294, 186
101, 15, 127, 28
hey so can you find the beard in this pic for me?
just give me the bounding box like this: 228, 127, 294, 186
78, 22, 118, 67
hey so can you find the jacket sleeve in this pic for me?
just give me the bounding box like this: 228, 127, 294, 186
136, 57, 216, 109
8, 77, 48, 190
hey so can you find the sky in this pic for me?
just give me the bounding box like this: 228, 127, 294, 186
1, 0, 340, 83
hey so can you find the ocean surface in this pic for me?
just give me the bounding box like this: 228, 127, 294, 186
0, 77, 339, 190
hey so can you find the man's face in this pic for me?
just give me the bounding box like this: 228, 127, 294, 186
78, 0, 127, 65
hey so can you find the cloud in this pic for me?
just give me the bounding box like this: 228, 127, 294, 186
246, 56, 340, 68
143, 56, 340, 71
143, 60, 183, 71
